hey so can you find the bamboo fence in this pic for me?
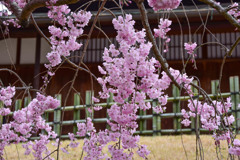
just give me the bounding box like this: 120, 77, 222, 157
11, 76, 240, 138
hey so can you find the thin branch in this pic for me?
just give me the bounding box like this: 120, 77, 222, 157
30, 13, 98, 80
63, 56, 98, 80
2, 0, 80, 26
79, 0, 107, 62
31, 14, 50, 45
94, 24, 112, 43
199, 0, 240, 30
228, 36, 240, 56
0, 68, 27, 87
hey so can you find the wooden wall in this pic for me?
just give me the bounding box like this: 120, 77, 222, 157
1, 58, 240, 133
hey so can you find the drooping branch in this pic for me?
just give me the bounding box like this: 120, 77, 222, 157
199, 0, 240, 30
30, 14, 98, 80
134, 0, 181, 89
1, 0, 80, 26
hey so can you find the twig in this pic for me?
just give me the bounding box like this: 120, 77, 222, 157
2, 0, 80, 26
31, 13, 98, 80
43, 149, 57, 160
199, 0, 240, 30
228, 36, 240, 56
0, 68, 27, 87
79, 0, 107, 62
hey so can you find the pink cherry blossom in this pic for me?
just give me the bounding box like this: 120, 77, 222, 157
0, 93, 59, 159
184, 42, 197, 55
148, 0, 182, 11
229, 139, 240, 155
0, 86, 15, 106
228, 3, 240, 23
45, 5, 92, 74
181, 119, 191, 126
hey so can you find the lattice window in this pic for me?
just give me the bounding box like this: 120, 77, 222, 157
207, 32, 240, 58
70, 32, 240, 63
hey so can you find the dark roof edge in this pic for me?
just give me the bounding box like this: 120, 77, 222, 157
0, 3, 232, 24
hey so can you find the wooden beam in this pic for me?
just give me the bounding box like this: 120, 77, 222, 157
202, 32, 208, 59
16, 38, 21, 65
33, 35, 41, 91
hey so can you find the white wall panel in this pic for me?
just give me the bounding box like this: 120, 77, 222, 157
0, 38, 17, 64
20, 38, 36, 64
40, 38, 51, 64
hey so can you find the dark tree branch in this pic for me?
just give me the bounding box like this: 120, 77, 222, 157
199, 0, 240, 30
228, 36, 240, 56
1, 0, 22, 21
1, 0, 79, 26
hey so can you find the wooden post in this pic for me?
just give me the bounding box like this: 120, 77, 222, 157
139, 109, 147, 135
73, 93, 81, 134
202, 33, 208, 59
43, 111, 49, 123
16, 38, 21, 65
33, 35, 41, 95
85, 91, 94, 119
156, 107, 161, 136
0, 101, 3, 126
106, 92, 113, 129
152, 99, 161, 136
54, 94, 62, 136
191, 80, 199, 134
24, 97, 31, 107
173, 84, 181, 131
15, 99, 22, 111
211, 80, 219, 98
230, 76, 240, 132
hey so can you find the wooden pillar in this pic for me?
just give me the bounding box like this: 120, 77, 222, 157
33, 36, 41, 91
202, 32, 208, 59
16, 38, 21, 65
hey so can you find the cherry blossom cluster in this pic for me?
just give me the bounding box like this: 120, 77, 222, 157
0, 86, 15, 106
228, 3, 240, 23
2, 18, 20, 28
154, 18, 172, 52
213, 131, 230, 145
59, 133, 79, 154
184, 42, 197, 55
147, 0, 182, 11
181, 98, 233, 130
180, 97, 240, 156
0, 93, 59, 159
75, 117, 147, 159
184, 42, 197, 62
59, 118, 107, 158
1, 18, 20, 35
0, 2, 20, 34
45, 4, 91, 71
229, 139, 240, 155
85, 14, 193, 159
